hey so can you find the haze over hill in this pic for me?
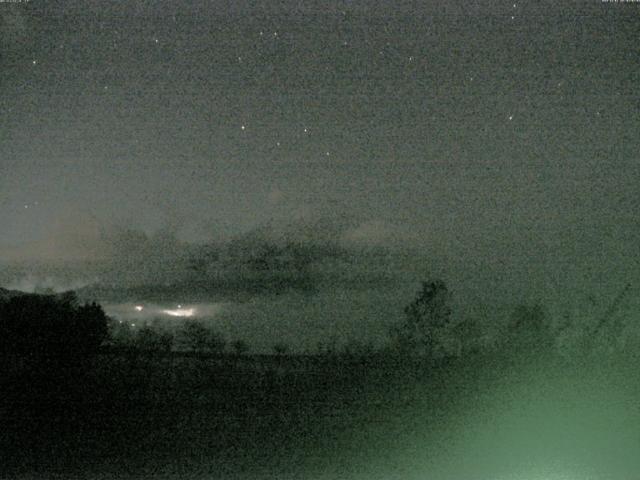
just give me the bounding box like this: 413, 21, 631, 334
2, 216, 639, 353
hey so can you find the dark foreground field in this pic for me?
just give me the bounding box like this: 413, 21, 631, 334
2, 351, 640, 480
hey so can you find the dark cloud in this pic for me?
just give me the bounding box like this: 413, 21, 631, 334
0, 217, 422, 298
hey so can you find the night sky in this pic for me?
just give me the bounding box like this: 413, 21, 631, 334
1, 1, 639, 347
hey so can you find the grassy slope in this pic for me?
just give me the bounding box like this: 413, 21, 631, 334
2, 351, 639, 480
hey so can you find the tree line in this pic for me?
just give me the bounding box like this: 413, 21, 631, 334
1, 279, 633, 371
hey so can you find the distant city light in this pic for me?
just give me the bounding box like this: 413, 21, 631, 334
134, 305, 144, 311
163, 307, 196, 317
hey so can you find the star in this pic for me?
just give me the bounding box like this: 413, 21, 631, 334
32, 60, 37, 65
508, 115, 514, 121
241, 125, 246, 130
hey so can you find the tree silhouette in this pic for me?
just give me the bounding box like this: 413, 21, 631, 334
205, 328, 226, 354
231, 339, 249, 355
109, 320, 135, 348
0, 292, 108, 363
180, 320, 225, 354
180, 320, 209, 353
341, 338, 375, 359
392, 280, 452, 357
272, 342, 289, 356
450, 316, 485, 357
506, 303, 553, 354
135, 325, 173, 352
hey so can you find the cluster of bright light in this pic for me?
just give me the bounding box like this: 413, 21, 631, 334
162, 307, 196, 317
131, 303, 196, 318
